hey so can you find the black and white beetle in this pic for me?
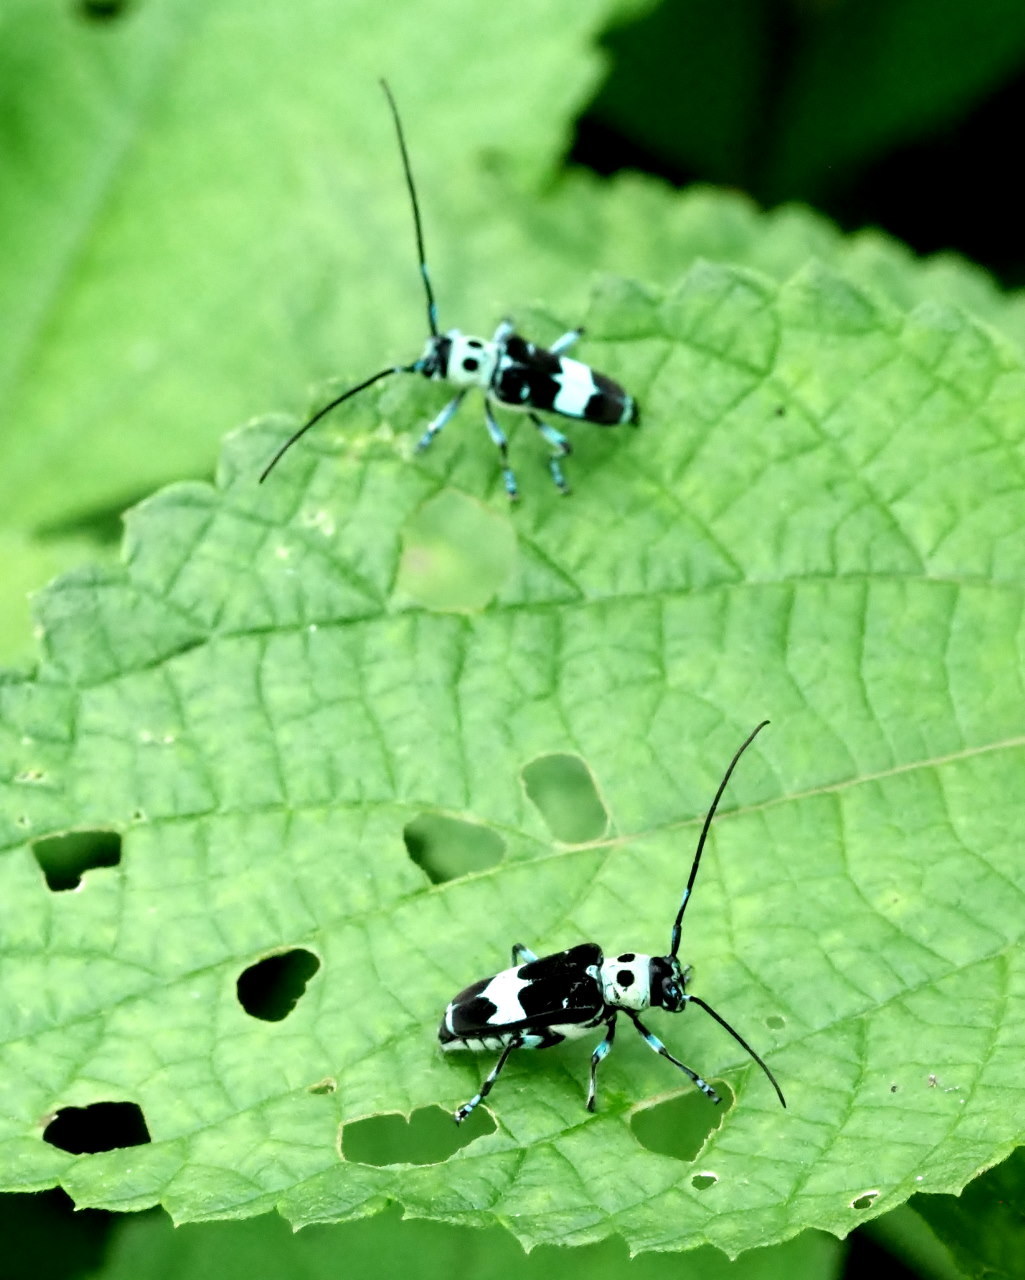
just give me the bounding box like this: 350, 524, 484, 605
439, 721, 786, 1122
259, 81, 638, 499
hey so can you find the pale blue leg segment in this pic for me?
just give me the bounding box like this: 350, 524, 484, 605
454, 1033, 523, 1124
492, 318, 514, 344
586, 1016, 617, 1112
511, 944, 538, 965
550, 327, 583, 356
529, 413, 572, 494
627, 1012, 721, 1104
416, 391, 466, 453
483, 404, 519, 500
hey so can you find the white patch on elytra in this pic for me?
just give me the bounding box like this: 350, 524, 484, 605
551, 359, 598, 418
479, 967, 532, 1023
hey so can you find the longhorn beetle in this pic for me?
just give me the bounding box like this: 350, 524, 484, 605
259, 82, 638, 498
439, 721, 786, 1122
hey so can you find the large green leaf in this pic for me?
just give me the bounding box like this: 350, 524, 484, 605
6, 0, 1025, 702
4, 0, 1022, 543
1, 261, 1022, 1259
0, 0, 634, 531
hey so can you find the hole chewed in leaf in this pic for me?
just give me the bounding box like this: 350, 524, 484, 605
32, 830, 122, 891
43, 1101, 151, 1154
522, 754, 608, 843
691, 1172, 718, 1190
403, 813, 504, 884
766, 1014, 785, 1030
397, 490, 515, 611
341, 1105, 494, 1166
630, 1084, 731, 1162
236, 949, 320, 1021
851, 1191, 879, 1211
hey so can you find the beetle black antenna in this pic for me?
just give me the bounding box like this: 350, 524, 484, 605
687, 993, 787, 1107
258, 363, 411, 483
380, 79, 439, 338
668, 720, 770, 959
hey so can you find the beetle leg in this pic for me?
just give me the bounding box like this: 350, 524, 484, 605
416, 391, 466, 453
483, 403, 519, 500
529, 412, 571, 494
549, 327, 583, 355
625, 1011, 721, 1104
454, 1032, 524, 1124
586, 1014, 617, 1112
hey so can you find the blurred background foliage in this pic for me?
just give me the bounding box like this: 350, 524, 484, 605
2, 0, 1024, 1276
579, 0, 1025, 284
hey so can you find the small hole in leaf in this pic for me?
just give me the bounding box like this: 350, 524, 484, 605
403, 814, 504, 884
521, 754, 607, 843
43, 1101, 150, 1154
307, 1078, 337, 1095
851, 1191, 879, 1211
630, 1085, 729, 1162
236, 949, 320, 1021
341, 1105, 494, 1165
397, 490, 515, 611
691, 1172, 717, 1190
766, 1014, 785, 1030
32, 830, 122, 891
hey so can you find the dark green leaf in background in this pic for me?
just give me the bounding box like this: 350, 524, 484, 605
590, 0, 1025, 202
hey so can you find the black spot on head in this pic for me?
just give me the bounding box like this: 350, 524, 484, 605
462, 356, 479, 372
618, 953, 635, 963
617, 969, 635, 987
467, 339, 483, 348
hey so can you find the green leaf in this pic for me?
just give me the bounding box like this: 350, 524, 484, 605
0, 0, 628, 531
2, 262, 1023, 1258
0, 528, 117, 669
86, 1201, 844, 1279
5, 0, 1023, 549
500, 171, 1025, 354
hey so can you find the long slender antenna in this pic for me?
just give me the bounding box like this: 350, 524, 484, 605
668, 720, 770, 959
380, 79, 439, 337
259, 364, 407, 483
687, 993, 787, 1108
